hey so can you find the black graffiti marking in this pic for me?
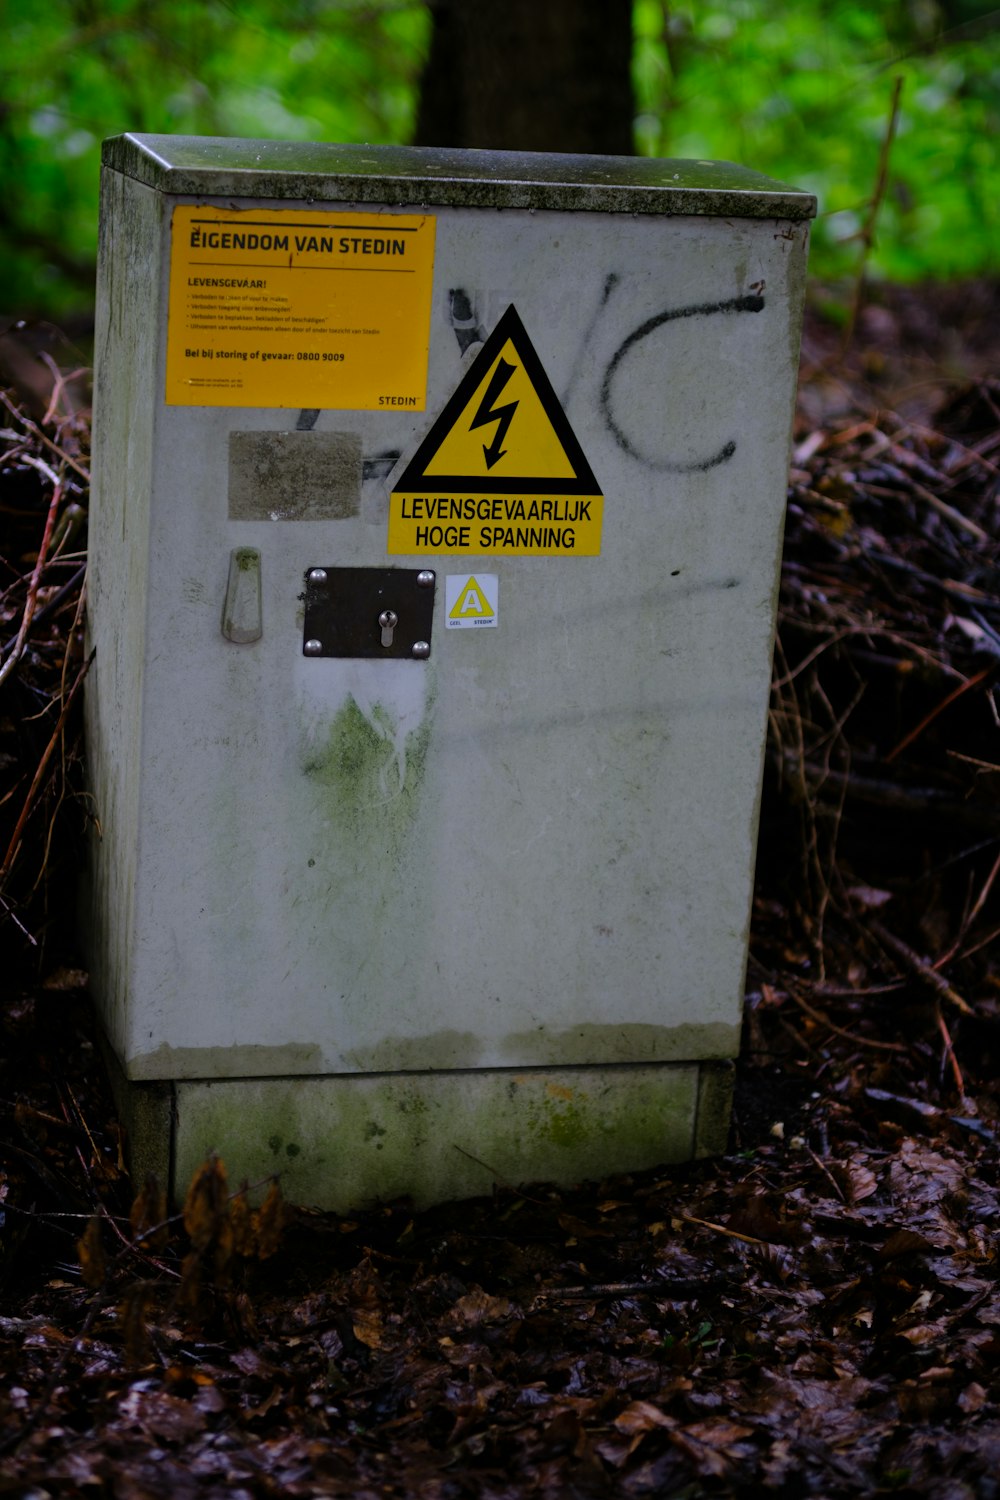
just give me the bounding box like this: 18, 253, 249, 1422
448, 287, 486, 353
600, 294, 765, 473
362, 451, 401, 482
296, 408, 320, 431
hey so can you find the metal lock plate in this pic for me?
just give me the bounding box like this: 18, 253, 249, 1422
302, 567, 435, 659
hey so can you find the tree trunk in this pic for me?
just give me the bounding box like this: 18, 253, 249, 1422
414, 0, 634, 156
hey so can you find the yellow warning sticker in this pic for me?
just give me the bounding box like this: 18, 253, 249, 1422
445, 573, 498, 628
165, 205, 435, 409
389, 305, 603, 557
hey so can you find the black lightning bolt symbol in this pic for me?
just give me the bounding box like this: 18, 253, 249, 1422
469, 357, 518, 469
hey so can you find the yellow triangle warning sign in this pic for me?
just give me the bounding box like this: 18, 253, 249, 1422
448, 575, 494, 620
389, 304, 603, 558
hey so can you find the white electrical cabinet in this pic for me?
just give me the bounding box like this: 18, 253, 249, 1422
86, 134, 813, 1207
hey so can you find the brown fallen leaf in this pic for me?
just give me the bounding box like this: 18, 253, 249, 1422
229, 1188, 255, 1257
253, 1180, 286, 1259
682, 1416, 756, 1448
614, 1399, 676, 1435
450, 1287, 517, 1326
129, 1174, 168, 1252
728, 1195, 804, 1245
120, 1282, 156, 1368
182, 1154, 233, 1276
595, 1431, 640, 1468
866, 1088, 943, 1131
897, 1370, 955, 1421
877, 1228, 936, 1260
352, 1307, 384, 1349
77, 1215, 106, 1290
837, 1157, 879, 1205
230, 1347, 271, 1377
41, 966, 88, 991
959, 1382, 987, 1413
117, 1388, 206, 1442
895, 1139, 968, 1197
896, 1319, 950, 1346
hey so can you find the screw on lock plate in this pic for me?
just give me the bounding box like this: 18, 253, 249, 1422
302, 568, 435, 659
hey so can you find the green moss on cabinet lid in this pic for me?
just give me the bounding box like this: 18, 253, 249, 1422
102, 133, 816, 220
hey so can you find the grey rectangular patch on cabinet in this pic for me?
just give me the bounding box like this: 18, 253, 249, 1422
228, 430, 362, 520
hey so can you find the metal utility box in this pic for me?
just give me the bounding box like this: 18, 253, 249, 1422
86, 134, 814, 1207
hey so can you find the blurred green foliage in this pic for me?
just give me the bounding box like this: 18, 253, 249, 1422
633, 0, 1000, 283
1, 0, 997, 320
1, 0, 429, 320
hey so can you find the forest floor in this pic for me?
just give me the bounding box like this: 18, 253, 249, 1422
1, 280, 999, 1497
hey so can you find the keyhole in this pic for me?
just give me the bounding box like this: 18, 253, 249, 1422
378, 609, 398, 648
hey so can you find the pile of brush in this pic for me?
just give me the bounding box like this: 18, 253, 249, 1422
0, 377, 90, 972
755, 328, 1000, 1098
